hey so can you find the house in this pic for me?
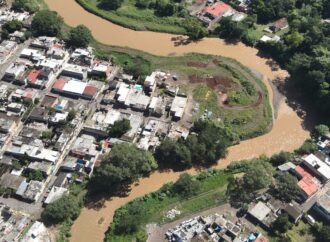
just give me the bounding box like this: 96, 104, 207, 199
0, 40, 17, 64
21, 180, 45, 202
3, 63, 26, 83
71, 134, 98, 158
0, 84, 9, 101
283, 203, 303, 224
278, 162, 296, 172
54, 132, 71, 151
9, 31, 25, 42
29, 107, 49, 123
302, 153, 330, 182
90, 61, 112, 77
124, 87, 151, 111
46, 46, 67, 60
40, 94, 58, 108
52, 79, 99, 100
270, 18, 289, 33
295, 165, 320, 199
260, 35, 281, 43
44, 186, 68, 205
149, 96, 164, 117
30, 36, 56, 50
21, 221, 51, 242
247, 201, 277, 229
0, 113, 19, 134
20, 48, 44, 61
170, 96, 187, 120
115, 82, 130, 103
144, 71, 165, 93
70, 47, 94, 66
0, 173, 26, 191
7, 102, 25, 115
49, 112, 68, 124
6, 145, 60, 164
204, 2, 232, 20
83, 108, 121, 138
61, 63, 88, 80
27, 161, 52, 176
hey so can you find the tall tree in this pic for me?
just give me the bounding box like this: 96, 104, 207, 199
31, 10, 63, 37
100, 0, 124, 10
91, 143, 157, 193
68, 25, 92, 48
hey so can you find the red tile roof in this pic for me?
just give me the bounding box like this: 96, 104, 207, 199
296, 165, 319, 197
205, 2, 231, 17
27, 69, 40, 83
298, 176, 318, 197
53, 43, 64, 48
255, 236, 269, 242
52, 79, 65, 90
23, 89, 33, 100
83, 85, 98, 96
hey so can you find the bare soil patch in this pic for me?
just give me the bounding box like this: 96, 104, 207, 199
189, 74, 233, 92
187, 61, 209, 68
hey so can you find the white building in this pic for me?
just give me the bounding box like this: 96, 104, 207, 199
170, 96, 187, 120
302, 154, 330, 182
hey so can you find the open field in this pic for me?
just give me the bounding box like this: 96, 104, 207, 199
75, 0, 187, 34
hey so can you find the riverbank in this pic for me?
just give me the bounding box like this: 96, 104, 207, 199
75, 0, 187, 34
42, 1, 310, 241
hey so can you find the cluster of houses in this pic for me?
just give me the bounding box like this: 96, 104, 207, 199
0, 203, 32, 242
0, 24, 192, 223
0, 8, 32, 43
247, 134, 330, 232
83, 69, 191, 152
166, 213, 268, 242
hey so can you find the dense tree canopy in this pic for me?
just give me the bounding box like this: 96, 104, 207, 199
112, 202, 145, 234
227, 158, 274, 206
313, 124, 329, 138
100, 0, 124, 10
2, 20, 23, 34
41, 195, 81, 224
90, 143, 157, 193
271, 214, 293, 234
250, 0, 296, 23
317, 224, 330, 242
183, 18, 208, 40
12, 0, 40, 13
172, 173, 200, 197
216, 17, 247, 41
272, 173, 300, 202
107, 119, 131, 138
67, 25, 92, 48
270, 151, 293, 166
31, 10, 63, 37
155, 120, 235, 169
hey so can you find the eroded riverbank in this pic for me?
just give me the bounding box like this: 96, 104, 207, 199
44, 1, 310, 241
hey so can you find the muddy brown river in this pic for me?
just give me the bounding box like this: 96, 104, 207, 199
44, 0, 309, 241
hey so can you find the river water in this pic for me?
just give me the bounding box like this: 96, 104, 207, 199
44, 0, 309, 241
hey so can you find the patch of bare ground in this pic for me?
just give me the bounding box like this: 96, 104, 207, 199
188, 75, 233, 92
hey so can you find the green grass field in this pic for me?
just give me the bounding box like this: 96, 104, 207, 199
75, 0, 187, 34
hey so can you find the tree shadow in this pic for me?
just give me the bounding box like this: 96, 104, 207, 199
271, 76, 321, 132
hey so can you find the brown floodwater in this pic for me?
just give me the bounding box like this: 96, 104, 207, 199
44, 0, 309, 241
